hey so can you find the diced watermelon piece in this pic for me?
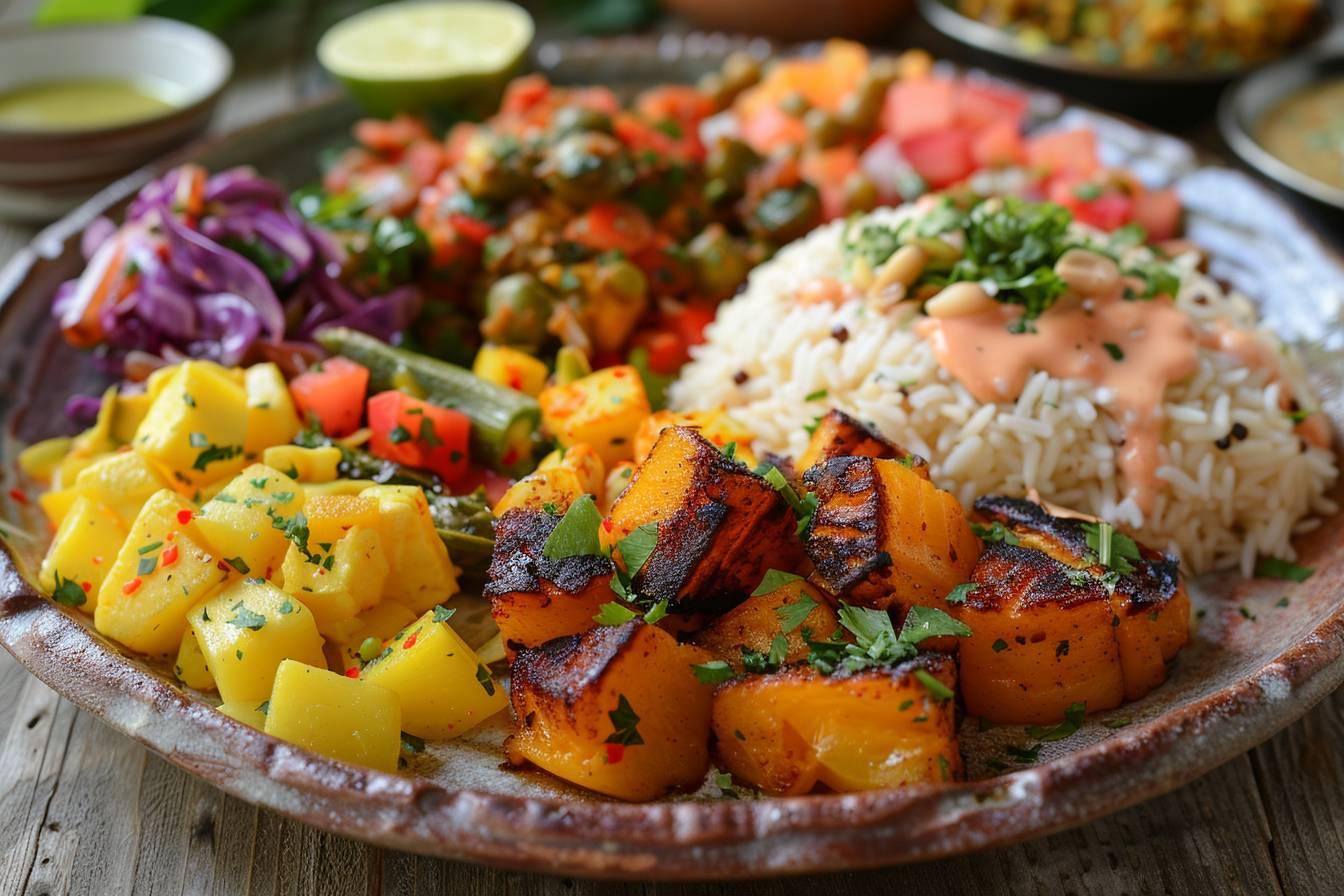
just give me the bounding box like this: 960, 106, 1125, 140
1027, 129, 1100, 177
956, 82, 1029, 131
971, 119, 1027, 168
899, 128, 976, 189
881, 79, 958, 141
1130, 188, 1183, 241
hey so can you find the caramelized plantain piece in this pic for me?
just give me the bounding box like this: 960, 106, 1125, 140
505, 620, 713, 801
796, 409, 928, 478
484, 509, 615, 655
803, 456, 981, 611
607, 426, 800, 611
692, 579, 840, 672
972, 496, 1190, 700
711, 655, 961, 795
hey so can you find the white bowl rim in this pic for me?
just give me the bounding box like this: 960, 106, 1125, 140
0, 16, 234, 140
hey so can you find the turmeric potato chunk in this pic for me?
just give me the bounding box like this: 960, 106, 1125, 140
964, 496, 1191, 713
632, 409, 758, 468
505, 620, 713, 801
607, 426, 798, 611
796, 409, 927, 478
957, 544, 1124, 725
803, 456, 980, 611
484, 509, 616, 655
693, 579, 839, 672
712, 656, 961, 795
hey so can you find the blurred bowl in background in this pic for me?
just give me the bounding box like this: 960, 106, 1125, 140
660, 0, 914, 42
0, 17, 232, 223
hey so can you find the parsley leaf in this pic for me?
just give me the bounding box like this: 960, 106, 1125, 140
541, 495, 604, 560
617, 523, 658, 578
775, 593, 819, 632
605, 694, 644, 746
431, 605, 456, 623
944, 582, 978, 604
761, 466, 819, 536
692, 660, 735, 684
642, 599, 669, 624
51, 572, 87, 607
227, 603, 266, 631
1083, 521, 1140, 574
1255, 557, 1314, 582
898, 605, 973, 644
971, 521, 1019, 545
753, 569, 804, 597
594, 602, 639, 626
913, 668, 954, 702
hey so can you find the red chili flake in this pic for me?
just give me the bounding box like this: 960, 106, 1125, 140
91, 555, 103, 565
122, 578, 142, 595
605, 743, 625, 764
8, 488, 28, 505
176, 509, 194, 525
403, 633, 419, 650
508, 369, 523, 391
217, 560, 231, 572
161, 545, 179, 567
344, 667, 360, 678
501, 447, 519, 467
601, 518, 614, 533
166, 531, 176, 542
81, 581, 92, 593
611, 368, 627, 378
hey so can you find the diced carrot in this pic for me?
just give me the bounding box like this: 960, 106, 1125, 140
971, 119, 1027, 168
1027, 129, 1100, 177
59, 234, 130, 348
1130, 188, 1183, 241
898, 128, 976, 189
881, 79, 957, 141
563, 202, 655, 255
174, 164, 207, 220
289, 357, 370, 437
367, 390, 471, 484
955, 81, 1029, 131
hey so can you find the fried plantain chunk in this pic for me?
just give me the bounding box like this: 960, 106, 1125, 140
711, 655, 962, 795
803, 456, 981, 611
692, 578, 840, 672
505, 620, 713, 801
607, 425, 799, 611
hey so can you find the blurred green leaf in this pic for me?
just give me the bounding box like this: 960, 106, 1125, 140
36, 0, 146, 26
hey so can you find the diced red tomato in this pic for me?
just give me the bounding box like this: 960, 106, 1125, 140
898, 128, 976, 189
353, 115, 432, 155
800, 146, 861, 221
634, 330, 686, 376
499, 74, 551, 117
443, 123, 478, 167
738, 103, 810, 155
955, 82, 1029, 131
403, 140, 447, 187
971, 118, 1027, 168
1130, 188, 1183, 241
612, 112, 703, 162
366, 390, 471, 485
635, 86, 714, 132
1049, 177, 1134, 231
665, 301, 716, 352
1027, 129, 1100, 178
289, 357, 370, 437
564, 202, 655, 255
446, 213, 495, 245
453, 465, 514, 505
633, 242, 695, 296
881, 79, 957, 141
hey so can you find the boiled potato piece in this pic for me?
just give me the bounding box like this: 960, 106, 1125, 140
38, 485, 79, 529
359, 608, 506, 739
712, 657, 962, 795
473, 344, 549, 397
692, 578, 839, 672
506, 620, 713, 801
174, 629, 216, 691
132, 360, 250, 489
265, 659, 401, 772
359, 485, 459, 613
280, 525, 388, 639
38, 495, 127, 611
262, 445, 342, 483
302, 494, 381, 548
189, 578, 326, 705
193, 464, 305, 582
73, 450, 172, 527
217, 701, 267, 729
332, 601, 418, 668
539, 366, 650, 466
536, 443, 605, 496
94, 489, 230, 655
244, 362, 302, 455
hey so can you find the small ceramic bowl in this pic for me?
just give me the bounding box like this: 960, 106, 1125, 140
0, 17, 232, 222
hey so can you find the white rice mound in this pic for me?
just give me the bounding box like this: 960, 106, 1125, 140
669, 204, 1339, 575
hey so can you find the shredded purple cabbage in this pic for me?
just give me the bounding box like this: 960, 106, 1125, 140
54, 165, 423, 378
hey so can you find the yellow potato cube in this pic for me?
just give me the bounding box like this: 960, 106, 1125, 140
360, 608, 507, 739
175, 629, 216, 691
74, 450, 172, 527
492, 468, 585, 517
632, 409, 757, 467
301, 479, 378, 498
244, 363, 302, 454
303, 494, 381, 549
189, 578, 326, 705
193, 464, 305, 581
538, 366, 650, 466
265, 659, 401, 772
38, 495, 127, 613
280, 525, 388, 638
334, 601, 418, 667
359, 485, 459, 612
111, 391, 153, 444
262, 445, 342, 483
133, 360, 250, 489
94, 490, 230, 655
217, 701, 267, 729
38, 486, 79, 530
473, 344, 549, 397
537, 443, 606, 495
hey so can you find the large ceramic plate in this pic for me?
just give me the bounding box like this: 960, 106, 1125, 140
3, 41, 1344, 879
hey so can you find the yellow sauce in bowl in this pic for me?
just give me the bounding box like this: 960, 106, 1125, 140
1256, 79, 1344, 191
0, 78, 176, 131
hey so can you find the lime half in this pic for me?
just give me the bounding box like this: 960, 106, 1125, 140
318, 1, 534, 117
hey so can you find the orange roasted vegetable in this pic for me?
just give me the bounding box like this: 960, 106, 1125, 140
505, 620, 713, 801
693, 577, 839, 672
711, 655, 961, 795
803, 456, 980, 611
607, 426, 800, 611
956, 497, 1189, 723
795, 409, 926, 477
484, 509, 615, 655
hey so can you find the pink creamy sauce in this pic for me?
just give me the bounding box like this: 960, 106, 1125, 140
917, 290, 1328, 514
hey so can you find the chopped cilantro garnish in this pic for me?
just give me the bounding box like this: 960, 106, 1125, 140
594, 602, 638, 626
475, 664, 496, 696
227, 603, 266, 631
1083, 521, 1140, 574
913, 668, 953, 702
692, 660, 735, 685
51, 572, 87, 607
1255, 557, 1313, 582
1102, 342, 1125, 362
224, 556, 251, 575
898, 605, 973, 643
944, 582, 979, 604
617, 523, 658, 578
971, 521, 1019, 545
431, 605, 456, 623
753, 569, 804, 597
137, 556, 157, 576
541, 495, 604, 560
192, 442, 242, 472
137, 541, 163, 555
775, 593, 819, 632
1025, 701, 1086, 742
605, 694, 643, 746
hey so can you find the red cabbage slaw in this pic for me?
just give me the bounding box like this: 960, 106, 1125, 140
53, 165, 424, 416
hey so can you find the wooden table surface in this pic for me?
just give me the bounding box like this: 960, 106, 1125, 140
3, 2, 1344, 894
